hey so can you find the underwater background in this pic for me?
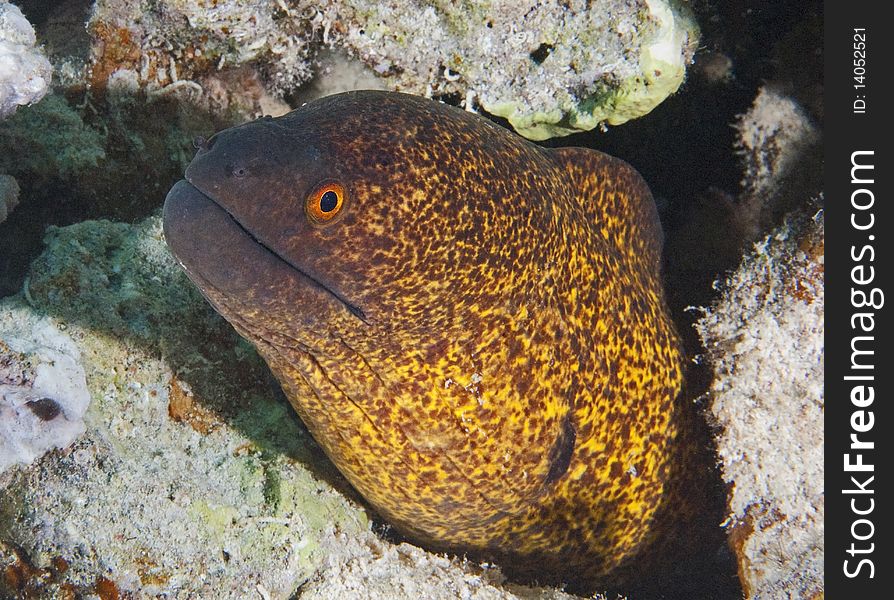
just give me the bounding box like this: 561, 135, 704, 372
2, 1, 822, 598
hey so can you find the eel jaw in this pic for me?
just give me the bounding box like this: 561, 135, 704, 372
163, 179, 366, 326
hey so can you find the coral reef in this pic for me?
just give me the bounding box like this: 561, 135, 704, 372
0, 93, 106, 181
86, 0, 300, 116
0, 1, 825, 597
664, 84, 823, 312
290, 49, 385, 106
84, 0, 698, 140
0, 1, 52, 118
332, 0, 699, 140
298, 530, 586, 600
734, 86, 822, 239
695, 211, 824, 599
1, 216, 368, 598
686, 83, 824, 599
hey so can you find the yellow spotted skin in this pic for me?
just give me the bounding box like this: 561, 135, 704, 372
163, 91, 701, 592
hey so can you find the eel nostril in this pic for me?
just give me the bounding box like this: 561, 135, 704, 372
193, 135, 212, 151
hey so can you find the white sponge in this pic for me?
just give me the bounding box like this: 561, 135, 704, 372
1, 315, 90, 474
0, 1, 52, 118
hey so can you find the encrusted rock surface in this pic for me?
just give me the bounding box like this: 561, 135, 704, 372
683, 75, 824, 598
85, 0, 698, 139
695, 212, 823, 599
0, 3, 825, 598
0, 1, 52, 118
1, 216, 369, 598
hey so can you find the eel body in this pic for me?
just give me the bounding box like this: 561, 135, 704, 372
163, 90, 700, 591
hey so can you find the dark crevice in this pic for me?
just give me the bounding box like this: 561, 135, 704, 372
530, 43, 553, 64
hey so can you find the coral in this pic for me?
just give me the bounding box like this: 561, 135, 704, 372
0, 3, 825, 596
683, 82, 824, 599
0, 93, 106, 180
735, 86, 821, 237
0, 172, 17, 222
87, 0, 318, 108
333, 0, 699, 140
663, 85, 822, 310
0, 216, 368, 598
84, 0, 698, 140
290, 48, 386, 106
0, 81, 244, 300
0, 1, 52, 118
0, 315, 90, 474
0, 88, 238, 222
298, 530, 587, 600
694, 211, 824, 599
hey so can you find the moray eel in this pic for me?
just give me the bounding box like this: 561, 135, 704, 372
163, 91, 702, 592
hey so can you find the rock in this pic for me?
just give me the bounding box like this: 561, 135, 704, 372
86, 0, 319, 112
0, 90, 230, 224
334, 0, 699, 140
85, 0, 698, 140
664, 85, 822, 312
0, 94, 106, 181
0, 216, 369, 598
735, 86, 822, 238
298, 530, 587, 600
290, 49, 387, 107
0, 1, 52, 118
687, 80, 824, 599
694, 211, 824, 599
1, 313, 90, 475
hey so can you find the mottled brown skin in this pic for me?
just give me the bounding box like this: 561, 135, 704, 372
163, 91, 701, 592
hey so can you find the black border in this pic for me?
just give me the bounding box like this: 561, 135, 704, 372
826, 1, 892, 596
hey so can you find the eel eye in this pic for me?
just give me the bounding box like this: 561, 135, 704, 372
306, 182, 345, 224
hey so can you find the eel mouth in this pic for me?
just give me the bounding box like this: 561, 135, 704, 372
162, 179, 366, 323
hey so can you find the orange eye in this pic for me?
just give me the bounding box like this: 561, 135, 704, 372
306, 182, 345, 224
